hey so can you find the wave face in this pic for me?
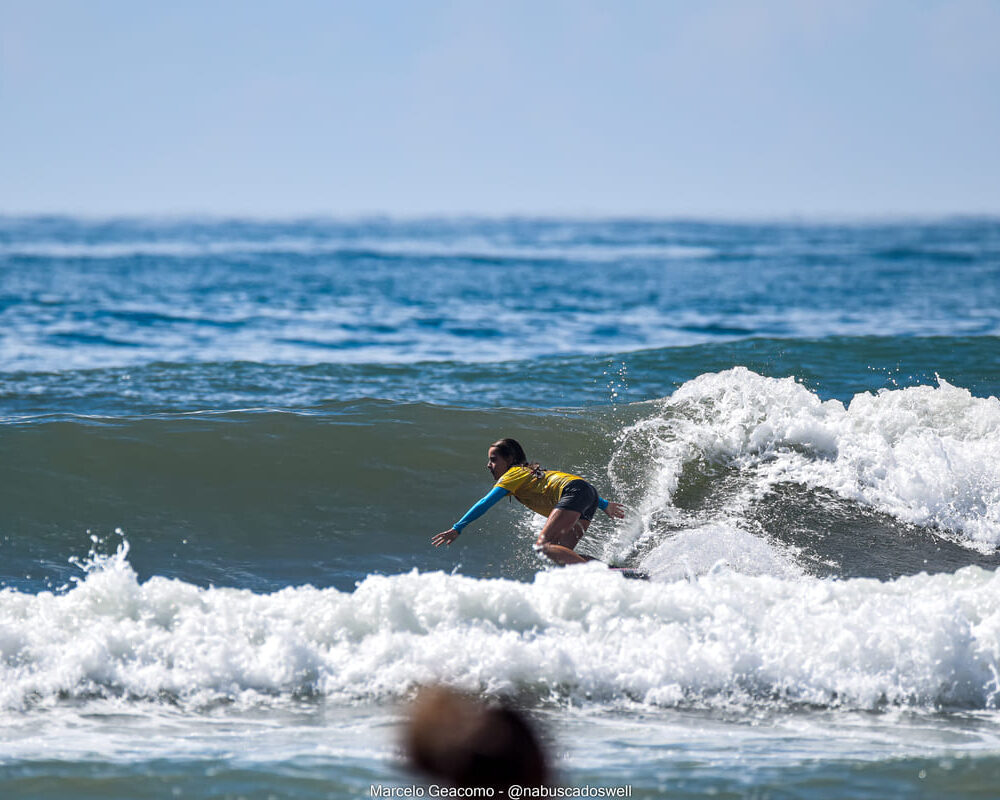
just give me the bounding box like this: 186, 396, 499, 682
2, 371, 1000, 595
3, 544, 1000, 713
3, 367, 1000, 595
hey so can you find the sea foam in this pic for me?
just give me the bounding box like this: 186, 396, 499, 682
2, 542, 1000, 714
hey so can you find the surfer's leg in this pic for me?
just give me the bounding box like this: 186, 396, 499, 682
534, 511, 592, 565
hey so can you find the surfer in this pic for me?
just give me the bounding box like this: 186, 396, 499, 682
431, 438, 625, 565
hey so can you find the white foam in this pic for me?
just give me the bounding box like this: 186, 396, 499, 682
3, 545, 1000, 714
0, 237, 715, 263
640, 523, 803, 581
613, 368, 1000, 550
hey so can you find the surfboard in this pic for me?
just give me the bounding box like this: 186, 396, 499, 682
607, 566, 650, 580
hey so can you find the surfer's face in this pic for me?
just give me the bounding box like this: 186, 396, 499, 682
487, 446, 511, 480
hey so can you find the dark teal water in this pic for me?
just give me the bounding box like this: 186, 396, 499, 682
2, 217, 1000, 798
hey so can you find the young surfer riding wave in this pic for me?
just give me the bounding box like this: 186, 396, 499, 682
431, 438, 625, 565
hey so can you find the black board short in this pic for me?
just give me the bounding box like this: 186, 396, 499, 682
554, 479, 599, 521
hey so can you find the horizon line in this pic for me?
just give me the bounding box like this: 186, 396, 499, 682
2, 209, 999, 225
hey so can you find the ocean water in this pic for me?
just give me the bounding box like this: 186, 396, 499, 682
2, 216, 1000, 798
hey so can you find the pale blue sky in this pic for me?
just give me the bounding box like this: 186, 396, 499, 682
2, 0, 998, 217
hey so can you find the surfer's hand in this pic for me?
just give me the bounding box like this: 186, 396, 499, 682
604, 502, 625, 519
432, 528, 460, 547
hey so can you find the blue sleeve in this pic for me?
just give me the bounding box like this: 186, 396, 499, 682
598, 497, 609, 510
453, 486, 510, 532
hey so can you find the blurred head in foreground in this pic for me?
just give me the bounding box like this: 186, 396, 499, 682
403, 685, 549, 788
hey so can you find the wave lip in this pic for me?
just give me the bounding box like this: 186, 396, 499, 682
2, 547, 1000, 714
616, 368, 1000, 552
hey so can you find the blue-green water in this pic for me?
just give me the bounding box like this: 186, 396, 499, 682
2, 216, 1000, 798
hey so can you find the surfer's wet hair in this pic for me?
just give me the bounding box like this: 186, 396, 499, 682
491, 438, 543, 478
491, 438, 527, 466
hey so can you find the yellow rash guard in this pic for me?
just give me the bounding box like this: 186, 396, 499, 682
451, 466, 610, 532
494, 465, 583, 517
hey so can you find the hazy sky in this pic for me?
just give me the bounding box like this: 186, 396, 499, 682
2, 0, 998, 217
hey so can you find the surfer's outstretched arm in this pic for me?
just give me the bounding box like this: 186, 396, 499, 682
432, 486, 510, 547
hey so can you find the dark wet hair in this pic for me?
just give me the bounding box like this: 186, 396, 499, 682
490, 438, 543, 478
404, 685, 549, 789
490, 438, 528, 466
